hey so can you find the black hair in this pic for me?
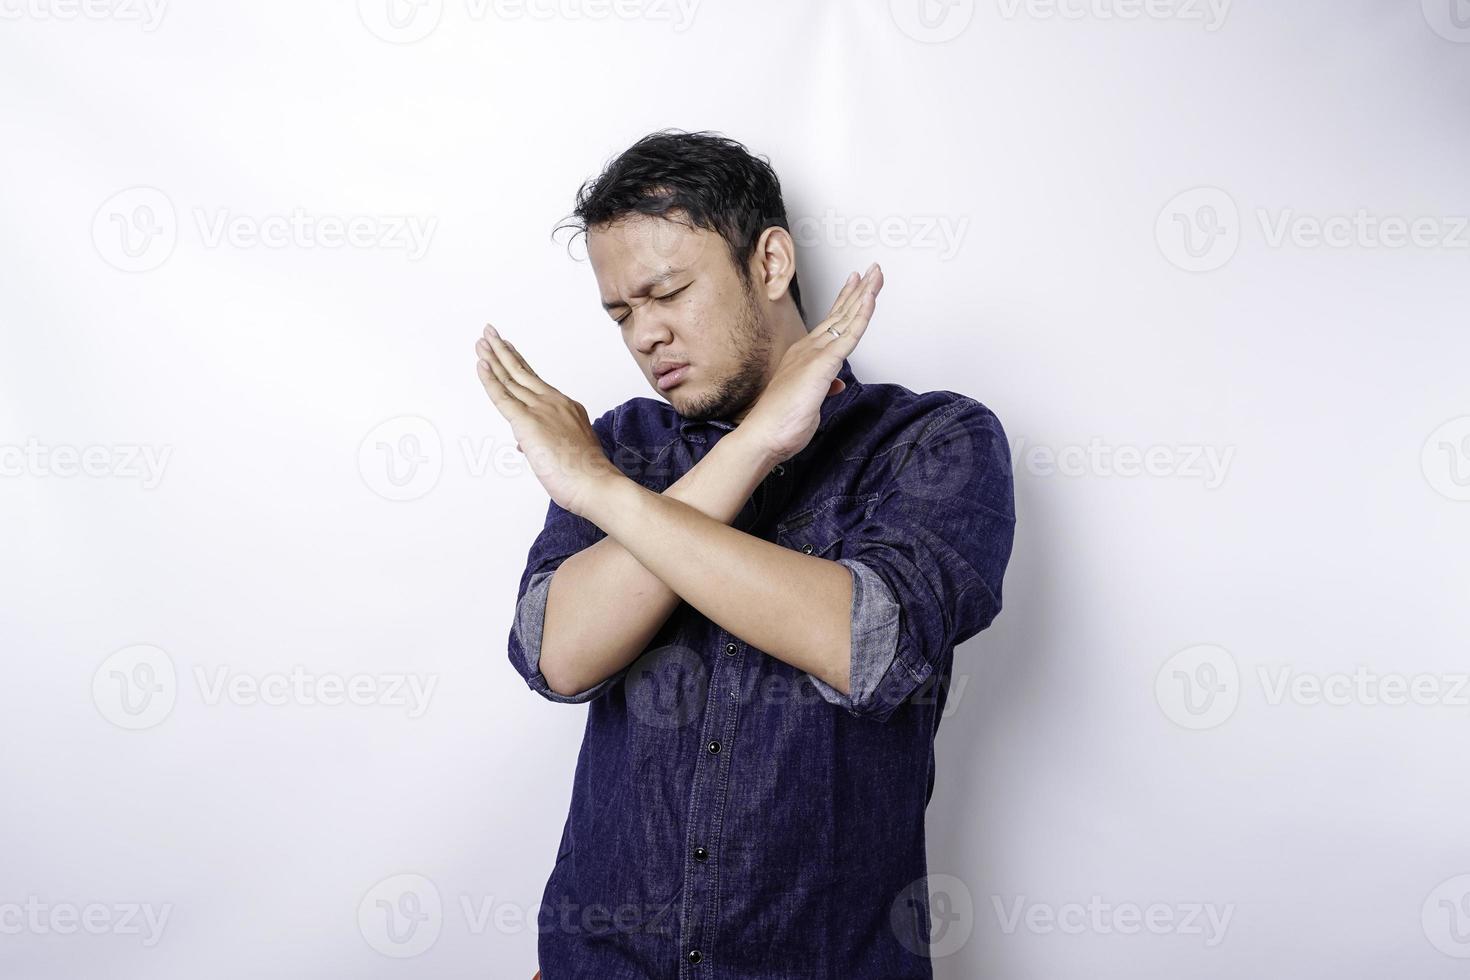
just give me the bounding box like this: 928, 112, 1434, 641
556, 129, 806, 322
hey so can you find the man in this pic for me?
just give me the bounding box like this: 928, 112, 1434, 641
477, 130, 1015, 979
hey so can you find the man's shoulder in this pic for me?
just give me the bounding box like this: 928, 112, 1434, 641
848, 376, 1006, 445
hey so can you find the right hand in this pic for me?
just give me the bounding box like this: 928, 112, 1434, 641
738, 262, 884, 464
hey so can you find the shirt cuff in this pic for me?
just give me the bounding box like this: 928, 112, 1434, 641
805, 558, 902, 716
513, 568, 624, 704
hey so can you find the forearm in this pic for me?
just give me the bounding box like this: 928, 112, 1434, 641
583, 466, 853, 694
538, 429, 775, 696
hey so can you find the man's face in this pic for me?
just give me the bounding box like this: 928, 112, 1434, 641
587, 212, 773, 424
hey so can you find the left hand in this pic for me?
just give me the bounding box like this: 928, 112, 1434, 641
475, 324, 619, 519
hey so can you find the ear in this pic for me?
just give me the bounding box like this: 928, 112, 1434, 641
752, 225, 798, 306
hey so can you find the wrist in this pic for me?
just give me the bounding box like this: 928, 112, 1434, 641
722, 426, 782, 475
579, 466, 641, 528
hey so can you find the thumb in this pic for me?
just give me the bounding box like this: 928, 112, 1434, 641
826, 378, 846, 397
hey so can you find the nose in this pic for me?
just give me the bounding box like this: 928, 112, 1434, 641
630, 301, 675, 357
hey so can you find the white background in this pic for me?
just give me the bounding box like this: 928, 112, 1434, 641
3, 0, 1469, 976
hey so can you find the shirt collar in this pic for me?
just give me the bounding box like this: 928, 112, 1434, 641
677, 358, 863, 439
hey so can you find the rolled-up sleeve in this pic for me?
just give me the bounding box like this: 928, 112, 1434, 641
505, 408, 633, 704
803, 558, 902, 713
806, 397, 1016, 723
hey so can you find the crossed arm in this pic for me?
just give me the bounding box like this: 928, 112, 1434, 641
482, 266, 888, 701
539, 426, 853, 698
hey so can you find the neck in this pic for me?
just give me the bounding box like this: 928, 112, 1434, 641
730, 304, 813, 425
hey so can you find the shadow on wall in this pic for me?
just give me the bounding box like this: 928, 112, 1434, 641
926, 417, 1049, 979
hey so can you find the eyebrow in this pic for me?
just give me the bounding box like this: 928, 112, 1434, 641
601, 269, 683, 311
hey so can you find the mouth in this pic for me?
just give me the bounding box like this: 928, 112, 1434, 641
655, 363, 691, 390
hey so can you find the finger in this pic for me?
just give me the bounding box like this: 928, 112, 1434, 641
476, 336, 534, 404
845, 262, 883, 313
819, 266, 881, 350
817, 263, 879, 336
480, 325, 548, 395
478, 347, 532, 407
858, 263, 884, 306
840, 263, 882, 315
823, 271, 860, 320
822, 264, 880, 327
482, 327, 546, 396
843, 267, 883, 334
828, 291, 876, 354
477, 357, 527, 419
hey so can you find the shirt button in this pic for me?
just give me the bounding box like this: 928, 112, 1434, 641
707, 739, 721, 754
771, 463, 784, 476
724, 642, 736, 656
694, 845, 708, 861
801, 543, 814, 554
687, 949, 703, 965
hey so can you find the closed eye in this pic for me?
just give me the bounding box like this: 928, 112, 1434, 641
615, 283, 690, 325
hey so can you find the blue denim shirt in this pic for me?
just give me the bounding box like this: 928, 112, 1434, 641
507, 357, 1016, 979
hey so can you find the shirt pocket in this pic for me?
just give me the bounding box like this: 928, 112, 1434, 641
775, 493, 870, 559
